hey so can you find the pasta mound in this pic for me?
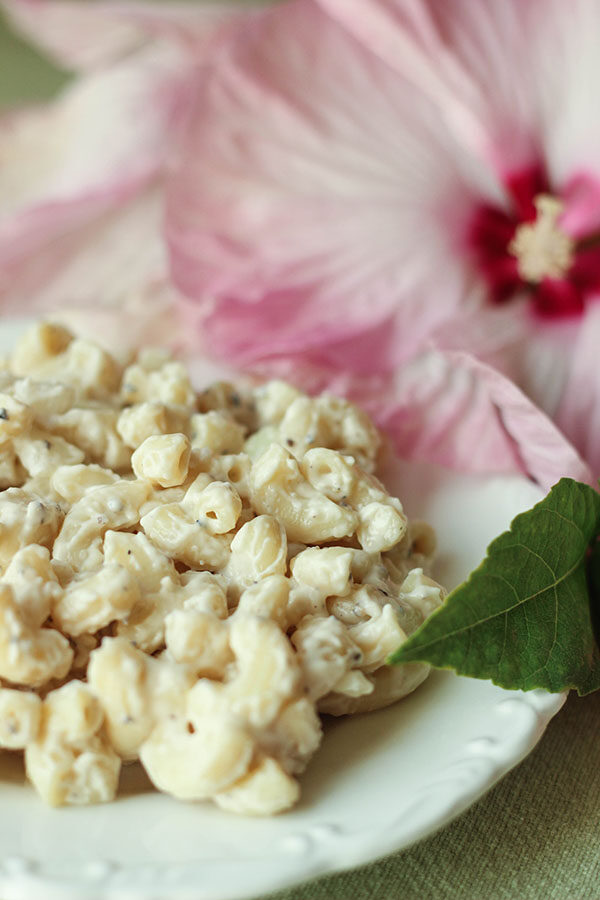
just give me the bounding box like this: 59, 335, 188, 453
0, 322, 445, 814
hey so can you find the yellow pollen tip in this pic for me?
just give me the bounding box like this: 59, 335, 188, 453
508, 194, 574, 283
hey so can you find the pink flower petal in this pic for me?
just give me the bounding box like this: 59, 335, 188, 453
560, 173, 600, 239
426, 352, 592, 490
0, 183, 167, 311
317, 0, 539, 173
0, 179, 199, 360
2, 0, 263, 69
512, 315, 580, 421
253, 348, 591, 491
319, 0, 600, 184
167, 0, 500, 363
555, 302, 600, 476
0, 41, 191, 278
2, 0, 145, 69
93, 2, 267, 56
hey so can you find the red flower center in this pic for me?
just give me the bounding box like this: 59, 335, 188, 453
468, 164, 600, 318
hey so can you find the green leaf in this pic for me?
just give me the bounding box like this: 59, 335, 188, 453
390, 478, 600, 696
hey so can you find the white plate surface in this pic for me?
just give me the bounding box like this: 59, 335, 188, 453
0, 319, 565, 900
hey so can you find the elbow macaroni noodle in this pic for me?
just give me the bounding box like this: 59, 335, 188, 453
0, 322, 446, 815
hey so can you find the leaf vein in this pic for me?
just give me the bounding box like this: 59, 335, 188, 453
404, 557, 584, 655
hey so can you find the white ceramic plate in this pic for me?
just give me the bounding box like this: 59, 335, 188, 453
0, 319, 565, 900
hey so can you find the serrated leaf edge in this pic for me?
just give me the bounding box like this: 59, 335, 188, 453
389, 478, 600, 695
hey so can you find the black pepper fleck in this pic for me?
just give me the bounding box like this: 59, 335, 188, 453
0, 408, 8, 421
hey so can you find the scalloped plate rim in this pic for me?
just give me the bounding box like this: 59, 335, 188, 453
0, 317, 567, 900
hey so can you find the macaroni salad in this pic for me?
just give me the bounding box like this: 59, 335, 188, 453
0, 322, 445, 814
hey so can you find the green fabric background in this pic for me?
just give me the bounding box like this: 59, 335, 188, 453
0, 8, 70, 106
267, 690, 600, 900
1, 7, 599, 899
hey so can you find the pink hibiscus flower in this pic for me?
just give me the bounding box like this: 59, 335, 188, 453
0, 0, 590, 489
166, 0, 600, 476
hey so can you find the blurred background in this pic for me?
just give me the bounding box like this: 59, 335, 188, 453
0, 7, 70, 107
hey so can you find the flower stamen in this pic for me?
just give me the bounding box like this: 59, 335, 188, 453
508, 194, 574, 283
